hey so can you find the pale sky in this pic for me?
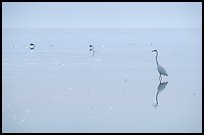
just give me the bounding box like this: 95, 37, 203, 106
2, 2, 202, 28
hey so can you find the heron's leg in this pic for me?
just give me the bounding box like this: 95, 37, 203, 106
159, 74, 162, 82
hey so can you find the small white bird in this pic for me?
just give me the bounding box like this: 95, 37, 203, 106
29, 43, 35, 50
89, 45, 95, 57
152, 49, 168, 81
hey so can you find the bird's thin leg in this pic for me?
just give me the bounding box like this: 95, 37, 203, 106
159, 74, 162, 82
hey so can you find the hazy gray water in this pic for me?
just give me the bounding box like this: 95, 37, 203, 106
2, 28, 202, 133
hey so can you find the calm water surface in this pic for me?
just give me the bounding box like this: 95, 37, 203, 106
2, 28, 202, 133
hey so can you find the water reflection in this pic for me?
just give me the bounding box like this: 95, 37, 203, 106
153, 80, 168, 107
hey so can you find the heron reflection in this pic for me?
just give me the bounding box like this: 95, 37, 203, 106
153, 80, 168, 107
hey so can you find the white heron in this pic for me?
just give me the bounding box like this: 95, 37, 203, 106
152, 49, 168, 81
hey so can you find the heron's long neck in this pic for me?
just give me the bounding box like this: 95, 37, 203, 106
155, 52, 159, 65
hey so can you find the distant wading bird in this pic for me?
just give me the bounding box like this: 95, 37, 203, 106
152, 50, 168, 81
89, 45, 95, 57
29, 43, 35, 50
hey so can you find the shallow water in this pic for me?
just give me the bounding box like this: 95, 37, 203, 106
2, 28, 202, 133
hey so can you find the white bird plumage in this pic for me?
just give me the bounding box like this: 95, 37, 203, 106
157, 64, 168, 76
152, 49, 168, 80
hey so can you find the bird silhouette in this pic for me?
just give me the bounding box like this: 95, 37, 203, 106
29, 43, 35, 50
152, 49, 168, 81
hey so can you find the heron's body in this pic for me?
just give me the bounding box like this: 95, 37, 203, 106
157, 64, 168, 76
152, 50, 168, 79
